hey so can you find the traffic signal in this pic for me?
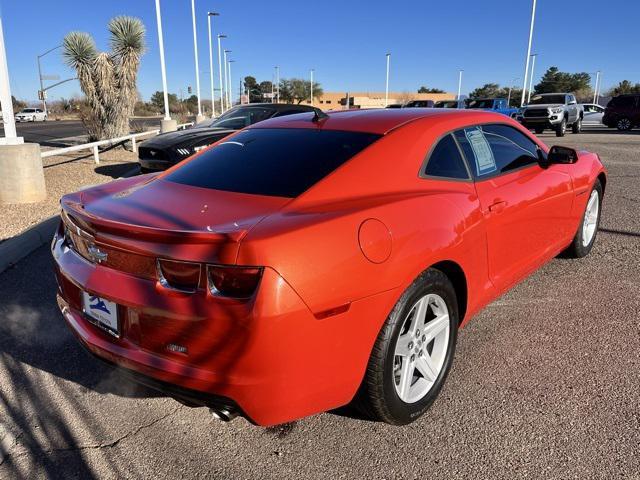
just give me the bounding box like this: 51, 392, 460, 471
187, 86, 192, 94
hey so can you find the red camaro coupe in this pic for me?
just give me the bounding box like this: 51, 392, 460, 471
53, 109, 606, 426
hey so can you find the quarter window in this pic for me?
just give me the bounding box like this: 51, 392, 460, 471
454, 124, 540, 177
423, 134, 468, 179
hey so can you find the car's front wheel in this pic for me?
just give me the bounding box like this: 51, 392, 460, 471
564, 179, 603, 258
355, 268, 458, 425
572, 117, 582, 133
555, 118, 567, 137
616, 117, 632, 131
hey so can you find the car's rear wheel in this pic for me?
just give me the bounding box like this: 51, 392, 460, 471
555, 118, 566, 137
355, 268, 458, 425
616, 117, 632, 131
572, 117, 582, 133
564, 179, 603, 258
534, 127, 544, 134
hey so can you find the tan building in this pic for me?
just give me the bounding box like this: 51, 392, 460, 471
301, 91, 456, 110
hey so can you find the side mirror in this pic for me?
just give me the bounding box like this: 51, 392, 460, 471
548, 145, 578, 164
568, 100, 577, 105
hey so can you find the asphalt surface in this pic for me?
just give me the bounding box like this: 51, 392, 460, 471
0, 118, 163, 146
0, 129, 638, 479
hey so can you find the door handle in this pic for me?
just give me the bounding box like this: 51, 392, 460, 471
489, 200, 507, 214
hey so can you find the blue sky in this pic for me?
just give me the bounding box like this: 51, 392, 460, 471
1, 0, 638, 103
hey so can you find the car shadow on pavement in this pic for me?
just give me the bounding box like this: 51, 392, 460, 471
0, 247, 161, 478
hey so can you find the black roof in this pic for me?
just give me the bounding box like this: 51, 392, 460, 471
236, 103, 319, 112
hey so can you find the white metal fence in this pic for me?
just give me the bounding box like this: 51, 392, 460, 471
40, 122, 194, 164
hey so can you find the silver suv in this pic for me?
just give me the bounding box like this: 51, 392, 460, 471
517, 93, 584, 137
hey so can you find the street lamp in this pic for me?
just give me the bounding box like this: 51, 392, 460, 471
207, 12, 219, 118
223, 49, 231, 109
190, 0, 204, 122
521, 0, 537, 106
593, 70, 601, 104
154, 0, 176, 132
310, 69, 314, 105
228, 59, 235, 107
36, 44, 62, 115
457, 69, 463, 102
507, 77, 520, 106
527, 53, 538, 104
217, 34, 226, 113
275, 65, 280, 103
385, 53, 390, 107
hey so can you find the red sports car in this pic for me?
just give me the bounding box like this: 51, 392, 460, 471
52, 109, 606, 426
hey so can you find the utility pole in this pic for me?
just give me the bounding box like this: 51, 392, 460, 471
521, 0, 537, 106
223, 49, 231, 110
275, 65, 280, 103
190, 0, 204, 123
527, 53, 538, 104
385, 53, 390, 107
154, 0, 176, 131
593, 70, 601, 104
217, 34, 226, 114
228, 59, 235, 107
207, 12, 219, 117
36, 45, 62, 116
457, 70, 463, 102
310, 69, 314, 105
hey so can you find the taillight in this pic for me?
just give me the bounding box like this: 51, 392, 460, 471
207, 265, 263, 298
157, 259, 201, 293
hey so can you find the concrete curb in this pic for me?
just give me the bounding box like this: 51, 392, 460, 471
0, 165, 140, 275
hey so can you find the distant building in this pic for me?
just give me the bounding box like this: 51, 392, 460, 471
304, 91, 456, 110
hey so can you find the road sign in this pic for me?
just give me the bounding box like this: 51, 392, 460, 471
38, 90, 47, 100
41, 74, 60, 81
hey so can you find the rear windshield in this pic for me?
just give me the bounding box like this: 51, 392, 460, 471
164, 128, 381, 197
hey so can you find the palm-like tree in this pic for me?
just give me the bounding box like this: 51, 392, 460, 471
63, 17, 145, 140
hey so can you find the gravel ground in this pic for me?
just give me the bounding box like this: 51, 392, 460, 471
0, 129, 638, 479
1, 148, 138, 242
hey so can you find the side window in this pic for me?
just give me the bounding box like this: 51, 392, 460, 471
422, 134, 469, 180
454, 124, 539, 177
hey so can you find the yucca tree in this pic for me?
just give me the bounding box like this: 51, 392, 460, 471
63, 17, 145, 140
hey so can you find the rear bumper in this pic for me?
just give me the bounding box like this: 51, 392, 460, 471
138, 157, 174, 172
51, 226, 397, 426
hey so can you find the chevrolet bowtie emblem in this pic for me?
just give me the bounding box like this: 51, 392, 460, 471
87, 244, 108, 264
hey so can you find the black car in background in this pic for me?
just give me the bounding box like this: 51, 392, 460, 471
602, 94, 640, 131
403, 100, 435, 108
138, 103, 322, 172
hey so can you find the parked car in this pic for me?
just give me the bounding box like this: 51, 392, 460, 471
403, 100, 435, 108
434, 100, 464, 109
53, 109, 606, 427
602, 94, 640, 131
138, 103, 322, 172
517, 93, 583, 137
580, 103, 605, 126
15, 108, 47, 122
385, 103, 403, 108
465, 98, 519, 118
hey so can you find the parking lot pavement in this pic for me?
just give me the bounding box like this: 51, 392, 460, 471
0, 131, 638, 479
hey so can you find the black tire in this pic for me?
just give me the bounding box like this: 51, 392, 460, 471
555, 118, 567, 137
616, 117, 632, 131
563, 179, 603, 258
572, 116, 582, 134
355, 268, 459, 425
534, 127, 544, 134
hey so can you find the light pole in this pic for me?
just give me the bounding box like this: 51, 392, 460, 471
385, 53, 390, 107
223, 49, 231, 110
310, 69, 314, 105
217, 34, 226, 113
457, 70, 463, 102
521, 0, 537, 106
154, 0, 176, 131
275, 65, 280, 103
207, 12, 219, 117
36, 44, 62, 115
593, 70, 601, 104
228, 59, 235, 107
527, 53, 538, 104
190, 0, 204, 122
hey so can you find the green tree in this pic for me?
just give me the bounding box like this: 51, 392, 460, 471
279, 78, 323, 104
63, 16, 145, 139
150, 90, 179, 112
182, 94, 198, 113
469, 83, 502, 98
243, 76, 262, 103
259, 80, 273, 101
608, 80, 640, 96
533, 67, 591, 94
278, 79, 293, 103
11, 95, 26, 112
418, 86, 445, 93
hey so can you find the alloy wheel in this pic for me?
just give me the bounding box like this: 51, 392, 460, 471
393, 294, 450, 404
617, 118, 631, 130
582, 190, 599, 247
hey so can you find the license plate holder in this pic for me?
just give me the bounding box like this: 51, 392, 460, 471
81, 292, 119, 336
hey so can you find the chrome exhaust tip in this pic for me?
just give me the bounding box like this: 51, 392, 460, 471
209, 407, 238, 422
